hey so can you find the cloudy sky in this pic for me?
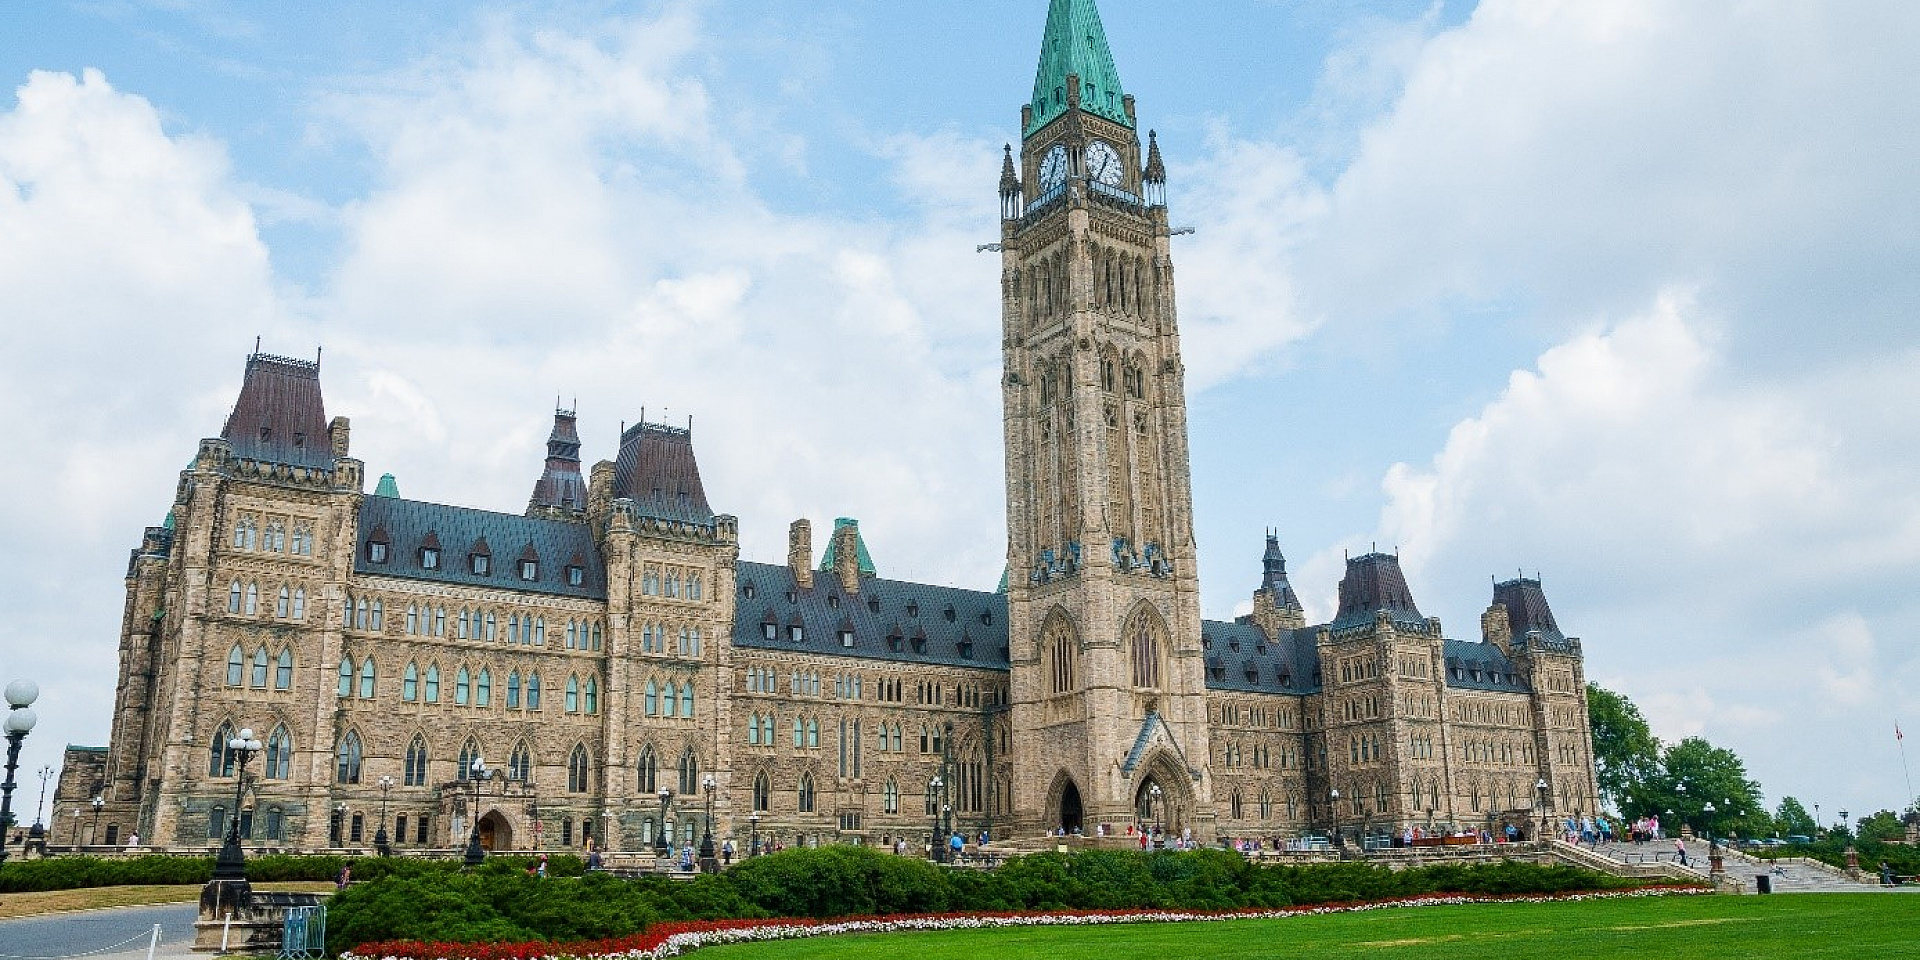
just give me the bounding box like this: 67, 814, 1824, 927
3, 0, 1916, 828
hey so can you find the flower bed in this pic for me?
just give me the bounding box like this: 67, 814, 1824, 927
344, 885, 1710, 960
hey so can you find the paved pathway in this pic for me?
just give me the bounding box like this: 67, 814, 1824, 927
0, 903, 195, 960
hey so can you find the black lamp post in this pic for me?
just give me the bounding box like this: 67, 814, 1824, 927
374, 775, 394, 856
0, 680, 40, 864
463, 756, 489, 868
212, 727, 262, 881
29, 764, 52, 854
1329, 788, 1342, 851
699, 774, 718, 873
653, 786, 673, 860
928, 774, 944, 862
89, 794, 104, 846
1536, 778, 1550, 841
749, 812, 760, 857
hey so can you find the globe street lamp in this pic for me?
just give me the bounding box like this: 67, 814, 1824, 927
654, 786, 673, 860
698, 774, 718, 873
748, 812, 761, 858
1838, 809, 1849, 836
0, 680, 41, 864
30, 764, 53, 854
601, 809, 617, 858
928, 775, 944, 862
70, 807, 82, 847
88, 795, 104, 848
1148, 783, 1163, 843
374, 775, 394, 856
1701, 801, 1717, 844
1329, 788, 1342, 850
212, 727, 263, 881
463, 756, 490, 868
1536, 778, 1550, 842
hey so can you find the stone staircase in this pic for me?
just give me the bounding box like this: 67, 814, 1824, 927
1579, 838, 1901, 893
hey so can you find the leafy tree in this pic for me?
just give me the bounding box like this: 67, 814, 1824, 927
1622, 737, 1768, 839
1775, 797, 1816, 838
1586, 682, 1660, 812
1857, 810, 1905, 843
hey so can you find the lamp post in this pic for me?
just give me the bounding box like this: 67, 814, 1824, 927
698, 774, 718, 873
374, 775, 394, 856
749, 812, 760, 858
332, 802, 346, 846
212, 727, 262, 881
0, 680, 40, 864
70, 807, 81, 847
928, 775, 944, 862
30, 764, 52, 853
88, 795, 105, 848
1838, 808, 1849, 837
654, 786, 673, 861
1536, 778, 1550, 842
1701, 801, 1716, 844
602, 809, 617, 857
1329, 788, 1343, 851
463, 756, 489, 868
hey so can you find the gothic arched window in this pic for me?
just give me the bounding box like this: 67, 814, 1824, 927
359, 656, 376, 699
457, 739, 480, 781
264, 725, 292, 779
527, 672, 541, 710
753, 771, 771, 812
797, 772, 816, 813
1126, 606, 1164, 690
567, 745, 590, 793
636, 745, 657, 793
275, 647, 293, 690
404, 735, 429, 786
678, 748, 699, 795
209, 721, 236, 776
507, 670, 522, 709
336, 730, 363, 783
424, 664, 440, 703
476, 668, 492, 707
1041, 612, 1078, 695
226, 645, 244, 686
509, 741, 531, 781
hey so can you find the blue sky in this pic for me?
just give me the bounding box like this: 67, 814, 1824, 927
3, 0, 1917, 830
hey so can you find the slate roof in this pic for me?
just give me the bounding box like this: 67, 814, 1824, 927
1201, 620, 1323, 695
613, 422, 713, 525
355, 497, 606, 600
731, 561, 1009, 670
1493, 577, 1564, 643
1443, 639, 1532, 693
1333, 553, 1427, 630
221, 353, 333, 470
1256, 533, 1303, 611
1028, 0, 1132, 135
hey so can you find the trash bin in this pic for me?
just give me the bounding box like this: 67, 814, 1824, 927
1755, 873, 1772, 894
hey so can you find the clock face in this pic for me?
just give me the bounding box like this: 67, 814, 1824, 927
1039, 144, 1068, 190
1086, 140, 1123, 186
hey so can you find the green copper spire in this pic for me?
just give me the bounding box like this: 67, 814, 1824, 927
818, 517, 877, 578
374, 473, 400, 498
1028, 0, 1132, 136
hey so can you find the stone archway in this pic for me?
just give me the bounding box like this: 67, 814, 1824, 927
478, 811, 513, 852
1132, 750, 1196, 836
1059, 781, 1083, 834
1045, 771, 1084, 835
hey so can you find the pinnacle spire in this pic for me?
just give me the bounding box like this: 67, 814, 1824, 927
1028, 0, 1131, 136
1144, 129, 1165, 183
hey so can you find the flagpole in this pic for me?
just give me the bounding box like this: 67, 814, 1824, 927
1902, 725, 1914, 807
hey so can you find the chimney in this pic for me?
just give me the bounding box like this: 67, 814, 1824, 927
1482, 603, 1513, 657
788, 519, 813, 591
328, 416, 351, 458
831, 521, 861, 595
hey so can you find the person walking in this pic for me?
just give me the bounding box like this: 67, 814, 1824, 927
1674, 838, 1689, 867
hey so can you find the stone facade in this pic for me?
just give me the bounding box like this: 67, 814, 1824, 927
68, 0, 1599, 856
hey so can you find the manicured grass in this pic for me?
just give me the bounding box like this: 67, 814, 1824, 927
0, 881, 332, 920
699, 895, 1918, 960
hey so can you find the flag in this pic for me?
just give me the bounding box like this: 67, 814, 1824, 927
1900, 723, 1906, 742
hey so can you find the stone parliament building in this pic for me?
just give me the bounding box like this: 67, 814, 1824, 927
61, 0, 1599, 856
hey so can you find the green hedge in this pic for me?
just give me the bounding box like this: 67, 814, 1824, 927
327, 847, 1648, 956
0, 853, 590, 893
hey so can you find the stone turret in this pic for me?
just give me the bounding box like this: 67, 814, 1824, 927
829, 520, 862, 595
788, 519, 814, 591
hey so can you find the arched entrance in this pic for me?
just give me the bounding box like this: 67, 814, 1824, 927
1058, 781, 1083, 834
1134, 776, 1168, 832
478, 811, 513, 852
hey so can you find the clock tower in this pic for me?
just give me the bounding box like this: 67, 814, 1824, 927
999, 0, 1215, 840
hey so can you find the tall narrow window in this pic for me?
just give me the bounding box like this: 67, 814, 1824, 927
527, 673, 541, 710
425, 664, 440, 703
403, 662, 419, 701
291, 588, 305, 621
797, 773, 815, 813
568, 745, 590, 793
455, 667, 470, 705
507, 671, 522, 709
337, 657, 353, 697
336, 731, 363, 783
585, 676, 598, 714
753, 771, 770, 812
276, 586, 290, 618
359, 656, 376, 699
637, 746, 657, 793
228, 581, 242, 614
457, 739, 480, 781
566, 675, 579, 713
244, 582, 259, 615
209, 721, 236, 776
275, 648, 293, 690
250, 646, 269, 687
509, 742, 531, 781
264, 726, 292, 779
644, 679, 658, 716
677, 681, 691, 718
476, 668, 492, 707
404, 736, 429, 786
678, 748, 698, 795
226, 646, 244, 686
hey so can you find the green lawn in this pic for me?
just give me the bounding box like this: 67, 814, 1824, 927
699, 894, 1917, 960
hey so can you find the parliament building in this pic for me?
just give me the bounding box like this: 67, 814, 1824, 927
65, 0, 1599, 855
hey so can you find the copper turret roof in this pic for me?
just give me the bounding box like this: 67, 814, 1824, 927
220, 351, 332, 469
612, 420, 714, 524
528, 407, 587, 514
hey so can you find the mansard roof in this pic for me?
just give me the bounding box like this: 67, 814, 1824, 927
221, 352, 332, 470
1443, 639, 1531, 693
1493, 576, 1567, 644
1202, 620, 1323, 695
731, 561, 1008, 670
612, 421, 713, 525
355, 496, 606, 599
1333, 552, 1426, 629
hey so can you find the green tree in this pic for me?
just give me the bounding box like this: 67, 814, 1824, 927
1857, 810, 1904, 843
1775, 797, 1816, 838
1586, 682, 1660, 812
1623, 737, 1768, 839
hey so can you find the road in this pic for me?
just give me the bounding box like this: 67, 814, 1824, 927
0, 903, 196, 959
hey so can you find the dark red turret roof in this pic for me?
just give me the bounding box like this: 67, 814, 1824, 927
1333, 552, 1425, 628
1493, 577, 1565, 642
528, 408, 587, 513
613, 420, 714, 524
221, 352, 332, 469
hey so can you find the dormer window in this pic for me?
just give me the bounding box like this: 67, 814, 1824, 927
420, 548, 440, 570
839, 630, 855, 648
520, 560, 538, 581
867, 597, 880, 615
471, 554, 491, 576
828, 595, 840, 610
567, 565, 584, 587
743, 582, 757, 600
789, 625, 805, 643
943, 604, 956, 623
367, 541, 389, 564
906, 601, 919, 618
958, 640, 974, 659
292, 432, 305, 449
979, 611, 992, 626
763, 622, 777, 641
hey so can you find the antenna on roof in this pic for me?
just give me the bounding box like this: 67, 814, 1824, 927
315, 345, 322, 369
254, 335, 261, 355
